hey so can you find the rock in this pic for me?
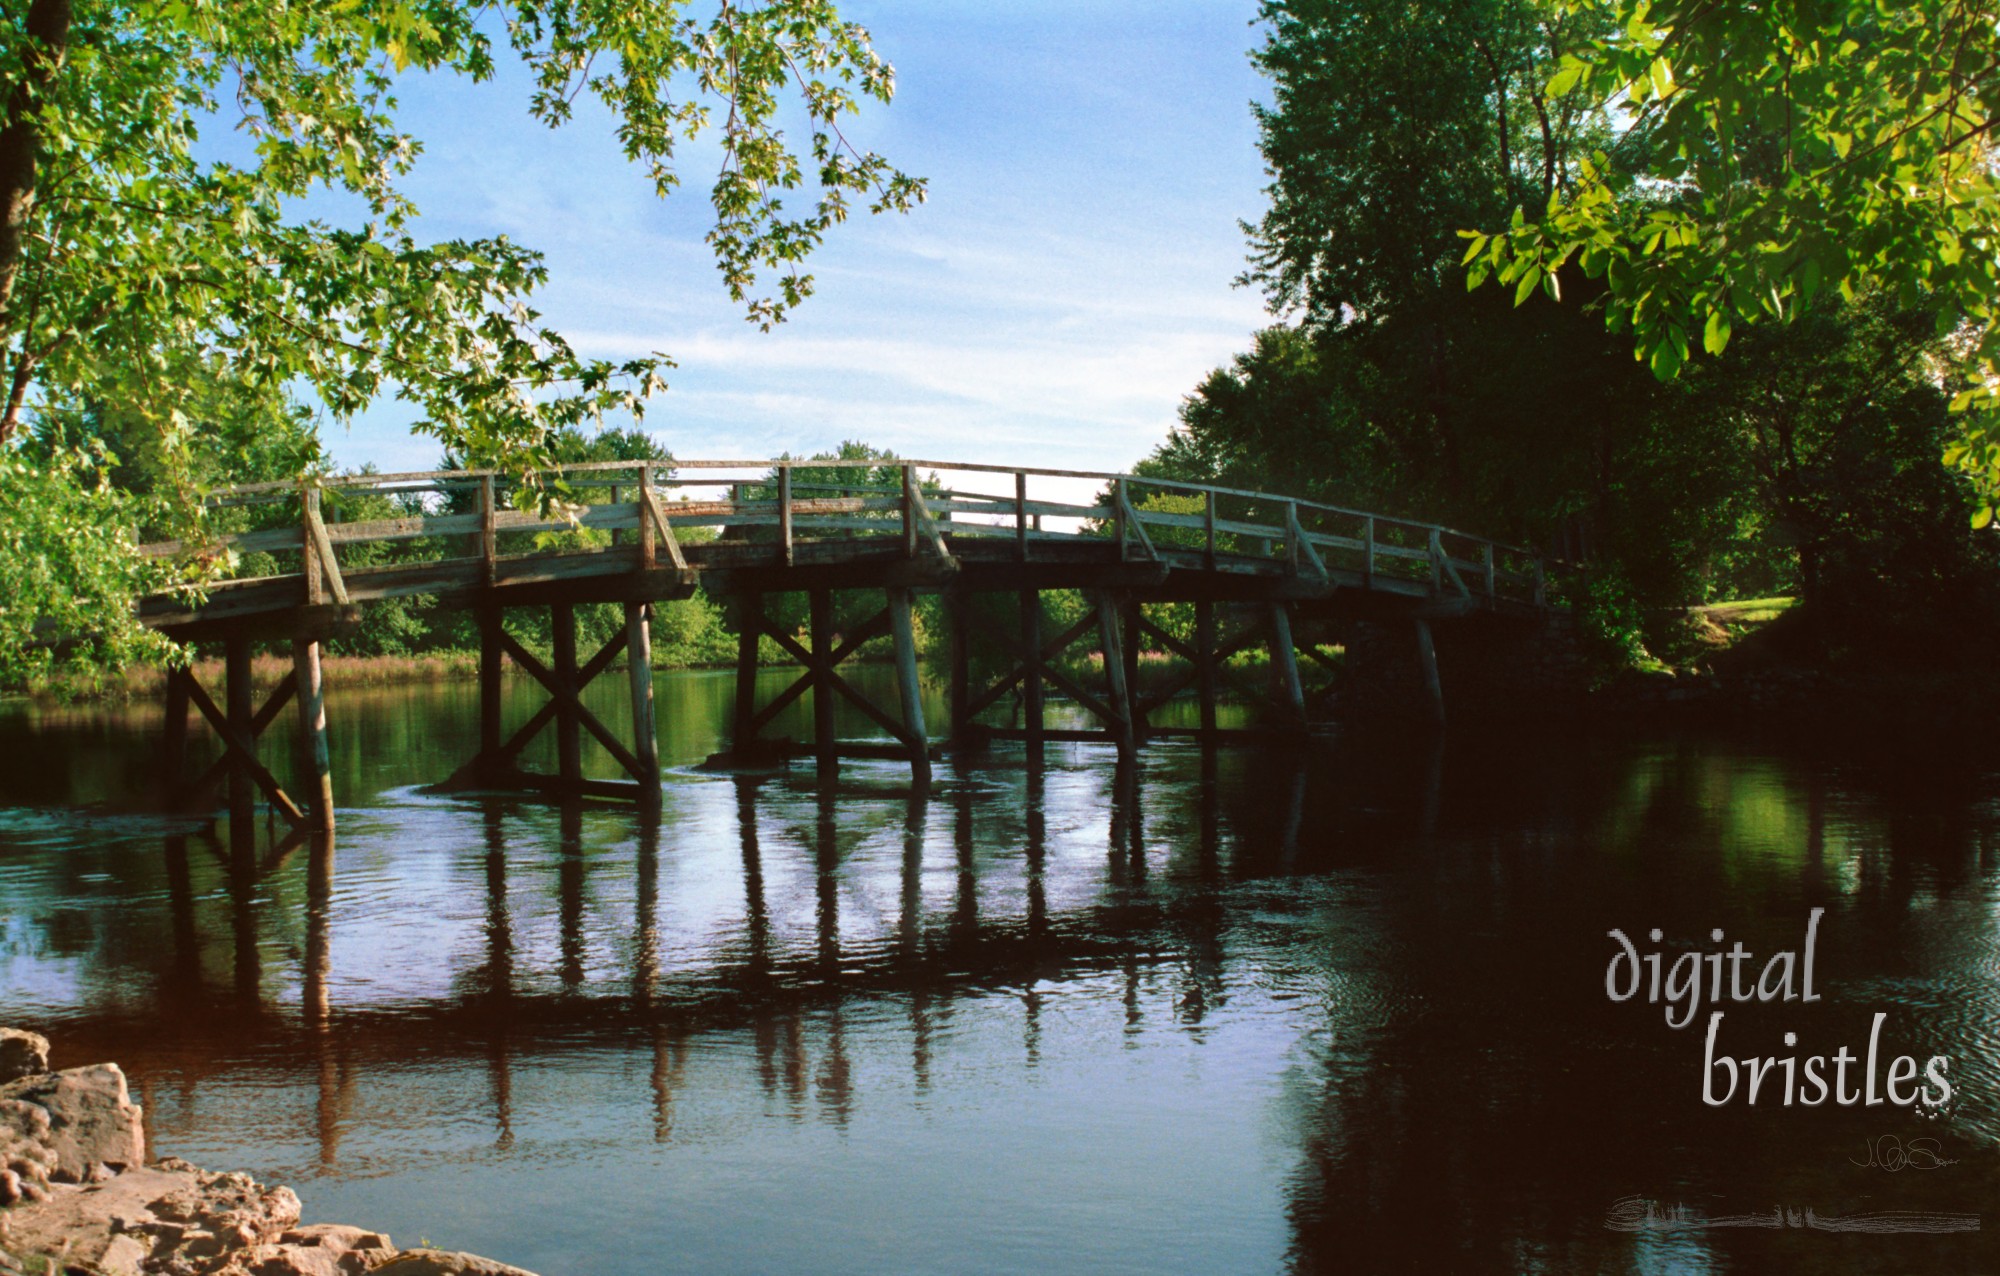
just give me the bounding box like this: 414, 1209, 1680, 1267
0, 1031, 48, 1086
279, 1225, 393, 1254
95, 1232, 150, 1276
0, 1064, 144, 1182
221, 1244, 349, 1276
372, 1252, 539, 1276
0, 1161, 311, 1275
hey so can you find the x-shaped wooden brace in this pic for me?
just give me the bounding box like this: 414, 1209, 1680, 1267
177, 668, 308, 826
1129, 609, 1287, 724
963, 607, 1126, 732
740, 604, 925, 751
1295, 638, 1345, 711
488, 628, 653, 783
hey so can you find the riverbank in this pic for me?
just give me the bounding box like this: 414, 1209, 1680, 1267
1576, 597, 2000, 745
13, 648, 740, 705
0, 1028, 536, 1276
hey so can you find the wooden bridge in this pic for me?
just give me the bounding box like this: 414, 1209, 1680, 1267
137, 457, 1560, 834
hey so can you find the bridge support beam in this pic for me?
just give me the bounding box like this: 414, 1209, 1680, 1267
1019, 589, 1043, 751
1268, 603, 1307, 726
292, 637, 335, 831
952, 587, 1135, 754
627, 602, 660, 786
889, 588, 931, 788
1097, 593, 1136, 761
160, 632, 316, 834
1124, 600, 1328, 743
714, 588, 934, 782
446, 601, 662, 804
1414, 617, 1446, 729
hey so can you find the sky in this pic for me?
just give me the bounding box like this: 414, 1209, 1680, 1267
321, 1, 1277, 477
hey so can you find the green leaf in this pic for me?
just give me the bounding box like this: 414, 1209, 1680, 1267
1702, 308, 1731, 355
1514, 264, 1542, 306
1547, 58, 1586, 98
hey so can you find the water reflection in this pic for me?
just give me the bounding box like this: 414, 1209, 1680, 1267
6, 680, 2000, 1273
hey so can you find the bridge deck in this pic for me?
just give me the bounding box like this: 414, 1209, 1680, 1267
136, 458, 1565, 823
136, 458, 1553, 634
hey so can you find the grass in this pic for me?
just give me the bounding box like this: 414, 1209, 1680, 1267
1691, 595, 1798, 624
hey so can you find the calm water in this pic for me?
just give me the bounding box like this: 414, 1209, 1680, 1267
3, 669, 2000, 1273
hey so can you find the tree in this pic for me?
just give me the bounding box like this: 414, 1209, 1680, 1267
0, 0, 922, 680
1465, 0, 2000, 518
0, 1, 923, 463
1231, 0, 1652, 548
1148, 0, 1993, 662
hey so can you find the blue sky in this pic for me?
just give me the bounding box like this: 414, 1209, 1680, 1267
325, 1, 1276, 476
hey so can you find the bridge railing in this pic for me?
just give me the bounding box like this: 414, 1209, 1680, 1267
137, 459, 1558, 609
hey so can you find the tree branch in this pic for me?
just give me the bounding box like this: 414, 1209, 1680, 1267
0, 0, 71, 359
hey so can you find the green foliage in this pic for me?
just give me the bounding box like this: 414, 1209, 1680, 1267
0, 0, 924, 472
1247, 0, 1612, 325
0, 446, 173, 685
1147, 0, 1995, 660
1468, 0, 2000, 517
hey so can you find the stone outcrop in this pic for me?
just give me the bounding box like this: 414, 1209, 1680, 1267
0, 1063, 146, 1183
372, 1253, 538, 1276
0, 1031, 48, 1086
0, 1030, 538, 1276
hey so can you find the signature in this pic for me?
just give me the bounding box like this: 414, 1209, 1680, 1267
1606, 1196, 1980, 1234
1851, 1135, 1958, 1172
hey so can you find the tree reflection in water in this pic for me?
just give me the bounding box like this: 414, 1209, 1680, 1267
7, 696, 2000, 1273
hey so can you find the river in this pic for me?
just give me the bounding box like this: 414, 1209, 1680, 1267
2, 667, 1998, 1273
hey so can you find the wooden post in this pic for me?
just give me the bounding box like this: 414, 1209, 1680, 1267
292, 637, 335, 830
888, 588, 931, 786
225, 634, 255, 840
1122, 597, 1143, 744
552, 604, 582, 789
627, 602, 661, 795
1203, 490, 1217, 567
1195, 600, 1217, 736
1014, 471, 1029, 561
1284, 501, 1300, 574
734, 594, 761, 753
1363, 515, 1375, 587
638, 465, 656, 570
1113, 479, 1128, 563
1097, 594, 1135, 760
810, 589, 837, 782
302, 485, 323, 605
901, 466, 918, 559
947, 584, 970, 743
1020, 589, 1043, 750
620, 604, 660, 796
1414, 617, 1446, 728
1268, 603, 1306, 725
479, 474, 498, 586
478, 606, 503, 782
779, 465, 794, 567
1482, 542, 1496, 599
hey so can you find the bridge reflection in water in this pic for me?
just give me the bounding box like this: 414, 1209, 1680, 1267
20, 712, 2000, 1274
131, 747, 1325, 1172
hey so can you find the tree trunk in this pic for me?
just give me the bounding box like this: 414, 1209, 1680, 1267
0, 0, 72, 440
